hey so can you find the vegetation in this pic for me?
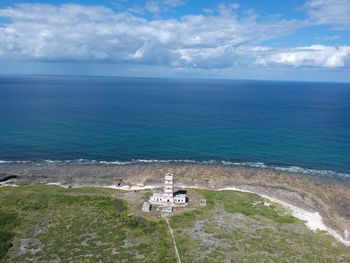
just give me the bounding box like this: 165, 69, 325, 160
0, 185, 176, 262
0, 185, 349, 262
0, 211, 18, 258
170, 189, 350, 263
207, 190, 296, 223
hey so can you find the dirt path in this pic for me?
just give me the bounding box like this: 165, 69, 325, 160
164, 216, 182, 263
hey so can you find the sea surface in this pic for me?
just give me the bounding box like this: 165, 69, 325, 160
0, 75, 350, 177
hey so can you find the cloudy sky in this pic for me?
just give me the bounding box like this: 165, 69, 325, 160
0, 0, 350, 82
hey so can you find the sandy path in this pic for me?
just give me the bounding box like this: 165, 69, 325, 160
164, 216, 182, 263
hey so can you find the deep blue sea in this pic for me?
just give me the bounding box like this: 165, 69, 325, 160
0, 75, 350, 177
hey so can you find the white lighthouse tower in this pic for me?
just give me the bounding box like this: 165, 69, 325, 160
148, 173, 188, 211
163, 173, 174, 204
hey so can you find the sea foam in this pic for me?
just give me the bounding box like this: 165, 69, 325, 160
0, 159, 349, 179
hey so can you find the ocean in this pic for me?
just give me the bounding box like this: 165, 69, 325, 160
0, 75, 349, 177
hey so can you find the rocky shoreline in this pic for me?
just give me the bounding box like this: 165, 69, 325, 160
1, 163, 349, 246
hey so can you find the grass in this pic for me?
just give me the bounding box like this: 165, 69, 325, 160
0, 185, 349, 262
0, 185, 176, 263
170, 189, 350, 263
200, 189, 296, 223
0, 211, 18, 258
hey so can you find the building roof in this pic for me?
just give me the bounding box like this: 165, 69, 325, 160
151, 193, 163, 198
162, 206, 173, 213
164, 173, 173, 179
174, 193, 187, 198
142, 202, 151, 211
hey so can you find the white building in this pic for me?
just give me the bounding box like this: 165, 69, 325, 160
142, 202, 152, 212
174, 193, 187, 204
149, 173, 188, 207
161, 206, 173, 216
150, 193, 163, 203
200, 199, 207, 206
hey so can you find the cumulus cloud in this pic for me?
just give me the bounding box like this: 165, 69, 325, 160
304, 0, 350, 29
126, 0, 186, 15
1, 2, 349, 71
145, 0, 186, 15
0, 3, 303, 69
257, 45, 350, 68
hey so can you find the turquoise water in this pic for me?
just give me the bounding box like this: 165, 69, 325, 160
0, 76, 349, 177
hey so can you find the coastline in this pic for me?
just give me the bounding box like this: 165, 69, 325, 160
1, 162, 350, 247
1, 159, 349, 179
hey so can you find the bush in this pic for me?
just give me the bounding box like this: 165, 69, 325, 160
0, 230, 14, 258
0, 211, 17, 259
0, 214, 16, 226
115, 200, 127, 212
126, 216, 157, 233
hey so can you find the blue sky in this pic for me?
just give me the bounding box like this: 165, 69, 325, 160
0, 0, 350, 82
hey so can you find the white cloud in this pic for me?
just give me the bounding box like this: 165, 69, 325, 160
0, 3, 304, 69
142, 0, 186, 15
1, 3, 349, 71
257, 45, 350, 68
304, 0, 350, 29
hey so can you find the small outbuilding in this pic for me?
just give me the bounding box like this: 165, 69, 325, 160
150, 193, 163, 203
200, 199, 207, 206
142, 202, 152, 212
161, 206, 173, 215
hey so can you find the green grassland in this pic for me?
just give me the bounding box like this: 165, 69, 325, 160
0, 185, 349, 262
170, 190, 350, 262
0, 185, 176, 263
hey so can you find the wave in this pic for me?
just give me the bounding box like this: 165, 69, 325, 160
0, 158, 349, 179
271, 165, 350, 178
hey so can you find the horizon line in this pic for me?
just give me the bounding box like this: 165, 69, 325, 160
1, 73, 350, 85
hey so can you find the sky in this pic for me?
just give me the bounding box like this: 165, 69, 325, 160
0, 0, 350, 82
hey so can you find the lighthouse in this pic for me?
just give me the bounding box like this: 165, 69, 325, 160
163, 173, 174, 203
148, 173, 188, 207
